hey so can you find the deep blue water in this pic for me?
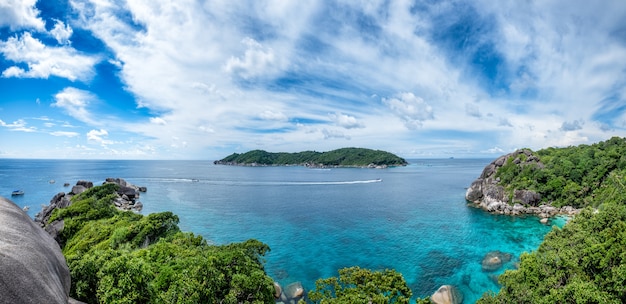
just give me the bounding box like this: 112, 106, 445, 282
0, 159, 563, 303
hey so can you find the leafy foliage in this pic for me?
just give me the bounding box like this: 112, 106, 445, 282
308, 266, 424, 304
479, 143, 626, 303
215, 147, 408, 167
54, 184, 275, 304
494, 137, 626, 208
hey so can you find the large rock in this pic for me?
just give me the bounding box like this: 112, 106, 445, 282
431, 285, 463, 304
284, 281, 305, 300
0, 196, 71, 304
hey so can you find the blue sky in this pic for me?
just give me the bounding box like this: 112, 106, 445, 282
1, 0, 625, 160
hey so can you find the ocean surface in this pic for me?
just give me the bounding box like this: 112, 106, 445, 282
0, 158, 564, 303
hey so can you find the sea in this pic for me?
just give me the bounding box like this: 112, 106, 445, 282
0, 158, 565, 303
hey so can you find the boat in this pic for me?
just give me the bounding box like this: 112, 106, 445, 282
11, 190, 24, 196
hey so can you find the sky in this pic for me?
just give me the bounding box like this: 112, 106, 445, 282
1, 0, 625, 160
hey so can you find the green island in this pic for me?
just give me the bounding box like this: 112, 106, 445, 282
43, 137, 626, 303
213, 147, 408, 168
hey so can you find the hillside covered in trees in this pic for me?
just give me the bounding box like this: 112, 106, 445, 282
478, 137, 626, 303
490, 136, 626, 208
214, 147, 408, 167
46, 184, 276, 303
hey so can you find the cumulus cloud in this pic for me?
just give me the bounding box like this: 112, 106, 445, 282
329, 112, 364, 129
150, 117, 167, 125
560, 119, 584, 131
87, 129, 113, 145
225, 38, 282, 80
50, 19, 73, 44
52, 87, 97, 124
0, 0, 45, 31
382, 93, 434, 129
0, 32, 98, 81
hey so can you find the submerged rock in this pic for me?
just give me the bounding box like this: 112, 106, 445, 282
481, 251, 513, 272
431, 285, 463, 304
0, 196, 71, 304
284, 281, 305, 300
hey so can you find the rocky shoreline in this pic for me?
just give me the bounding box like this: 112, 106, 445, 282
214, 161, 393, 169
465, 149, 581, 221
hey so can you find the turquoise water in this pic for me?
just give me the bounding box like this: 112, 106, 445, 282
0, 159, 561, 303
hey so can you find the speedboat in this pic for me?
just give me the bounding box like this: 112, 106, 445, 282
11, 190, 24, 196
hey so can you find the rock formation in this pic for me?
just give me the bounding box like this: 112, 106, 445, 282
0, 196, 71, 304
36, 178, 147, 240
466, 149, 580, 218
431, 285, 463, 304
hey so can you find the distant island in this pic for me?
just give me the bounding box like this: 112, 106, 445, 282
214, 147, 408, 168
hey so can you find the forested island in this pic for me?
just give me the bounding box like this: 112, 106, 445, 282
214, 147, 408, 168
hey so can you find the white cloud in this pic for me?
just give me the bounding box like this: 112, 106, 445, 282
382, 93, 434, 129
329, 112, 364, 129
0, 32, 98, 81
52, 87, 97, 124
50, 19, 73, 44
87, 129, 114, 145
0, 118, 36, 132
150, 117, 167, 125
0, 0, 45, 31
225, 37, 283, 80
50, 131, 79, 137
259, 110, 288, 121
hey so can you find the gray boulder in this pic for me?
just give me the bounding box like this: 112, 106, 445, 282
0, 196, 71, 304
71, 185, 87, 195
76, 180, 94, 189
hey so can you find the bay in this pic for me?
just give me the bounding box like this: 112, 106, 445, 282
0, 158, 561, 303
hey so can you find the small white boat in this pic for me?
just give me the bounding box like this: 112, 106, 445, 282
11, 190, 24, 196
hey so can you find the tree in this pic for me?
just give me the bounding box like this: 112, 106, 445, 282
308, 266, 413, 304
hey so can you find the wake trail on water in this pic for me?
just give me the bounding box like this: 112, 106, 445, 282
135, 177, 382, 186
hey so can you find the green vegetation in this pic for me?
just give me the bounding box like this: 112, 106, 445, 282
308, 267, 429, 304
478, 137, 626, 303
52, 184, 275, 304
494, 137, 626, 208
214, 147, 408, 167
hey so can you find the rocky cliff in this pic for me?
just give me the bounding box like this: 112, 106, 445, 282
465, 149, 580, 218
0, 196, 71, 304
